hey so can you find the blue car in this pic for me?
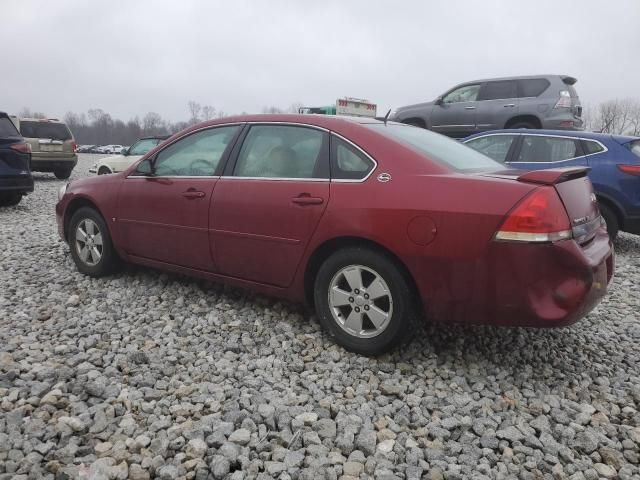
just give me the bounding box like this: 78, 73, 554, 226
464, 129, 640, 238
0, 112, 33, 207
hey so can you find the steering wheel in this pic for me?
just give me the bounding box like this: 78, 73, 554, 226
189, 159, 213, 176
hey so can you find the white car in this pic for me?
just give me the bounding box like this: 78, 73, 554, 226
89, 136, 168, 175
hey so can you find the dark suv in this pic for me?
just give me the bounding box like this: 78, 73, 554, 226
390, 75, 583, 138
0, 112, 33, 207
16, 117, 78, 179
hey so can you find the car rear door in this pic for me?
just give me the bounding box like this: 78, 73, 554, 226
210, 124, 330, 287
116, 125, 241, 271
507, 134, 586, 170
430, 84, 480, 138
475, 80, 519, 132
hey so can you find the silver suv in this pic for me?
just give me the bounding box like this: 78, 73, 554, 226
16, 118, 78, 179
390, 75, 583, 138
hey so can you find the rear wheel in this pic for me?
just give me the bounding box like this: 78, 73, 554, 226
0, 193, 23, 207
68, 207, 121, 277
55, 168, 73, 180
599, 203, 619, 240
314, 247, 417, 355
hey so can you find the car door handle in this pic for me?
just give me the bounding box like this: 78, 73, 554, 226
464, 106, 476, 110
503, 104, 516, 108
292, 195, 324, 206
182, 190, 206, 199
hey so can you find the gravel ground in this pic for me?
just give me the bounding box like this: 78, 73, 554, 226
1, 154, 639, 480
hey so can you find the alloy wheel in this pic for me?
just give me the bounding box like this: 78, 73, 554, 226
75, 219, 103, 266
328, 264, 393, 338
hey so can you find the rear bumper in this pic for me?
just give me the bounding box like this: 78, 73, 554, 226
541, 114, 584, 130
414, 228, 614, 327
31, 156, 77, 172
0, 175, 34, 194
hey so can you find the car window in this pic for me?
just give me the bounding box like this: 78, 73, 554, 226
0, 117, 20, 137
442, 84, 480, 104
129, 138, 161, 156
332, 137, 374, 180
465, 135, 517, 163
518, 78, 550, 97
366, 124, 502, 172
20, 121, 72, 141
234, 125, 325, 178
517, 136, 579, 163
478, 81, 517, 101
626, 140, 640, 158
583, 140, 605, 155
154, 126, 238, 176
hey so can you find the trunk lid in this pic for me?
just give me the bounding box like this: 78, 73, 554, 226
482, 167, 601, 243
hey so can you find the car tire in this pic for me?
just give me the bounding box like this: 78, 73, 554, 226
599, 203, 619, 240
314, 247, 417, 355
55, 169, 73, 180
98, 166, 112, 175
508, 121, 537, 129
0, 193, 23, 207
68, 207, 121, 277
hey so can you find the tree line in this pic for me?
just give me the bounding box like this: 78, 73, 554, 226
17, 101, 302, 146
18, 98, 640, 145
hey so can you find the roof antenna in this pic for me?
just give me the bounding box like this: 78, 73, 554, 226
383, 109, 391, 125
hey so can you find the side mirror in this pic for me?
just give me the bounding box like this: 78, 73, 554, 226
136, 158, 154, 176
435, 97, 444, 106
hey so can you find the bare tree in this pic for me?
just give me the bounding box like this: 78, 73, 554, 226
586, 99, 640, 135
142, 112, 165, 135
202, 105, 216, 120
262, 106, 284, 114
18, 107, 46, 119
188, 101, 202, 125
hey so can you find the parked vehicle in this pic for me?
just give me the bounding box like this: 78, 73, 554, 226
77, 145, 97, 153
299, 97, 377, 118
464, 129, 640, 239
0, 112, 33, 207
390, 75, 583, 138
56, 115, 613, 355
16, 117, 78, 179
89, 136, 168, 175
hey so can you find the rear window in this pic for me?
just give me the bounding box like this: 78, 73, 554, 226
366, 124, 502, 172
627, 140, 640, 158
0, 117, 20, 137
518, 78, 550, 97
20, 121, 72, 141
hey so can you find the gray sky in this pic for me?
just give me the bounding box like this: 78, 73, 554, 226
3, 0, 639, 122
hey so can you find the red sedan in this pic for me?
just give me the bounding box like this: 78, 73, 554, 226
56, 115, 614, 355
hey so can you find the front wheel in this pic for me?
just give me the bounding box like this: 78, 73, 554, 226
314, 247, 417, 355
55, 168, 73, 180
68, 207, 121, 277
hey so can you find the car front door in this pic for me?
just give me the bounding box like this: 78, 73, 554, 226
116, 125, 241, 271
430, 84, 480, 138
210, 124, 330, 287
507, 134, 585, 170
475, 80, 519, 132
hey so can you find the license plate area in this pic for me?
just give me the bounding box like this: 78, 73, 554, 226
40, 144, 63, 152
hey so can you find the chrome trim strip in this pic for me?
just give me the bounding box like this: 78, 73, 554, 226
125, 175, 221, 179
220, 176, 328, 182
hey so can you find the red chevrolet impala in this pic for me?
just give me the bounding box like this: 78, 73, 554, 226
56, 115, 614, 355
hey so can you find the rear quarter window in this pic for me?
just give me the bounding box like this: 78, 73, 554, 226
582, 140, 605, 155
0, 117, 20, 137
626, 140, 640, 158
518, 78, 550, 97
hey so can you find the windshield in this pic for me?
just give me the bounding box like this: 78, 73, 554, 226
366, 124, 503, 172
129, 138, 161, 156
20, 121, 72, 141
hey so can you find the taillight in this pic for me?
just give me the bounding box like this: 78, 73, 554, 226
495, 188, 572, 242
554, 90, 572, 109
72, 141, 78, 153
617, 164, 640, 176
10, 142, 31, 154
